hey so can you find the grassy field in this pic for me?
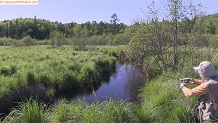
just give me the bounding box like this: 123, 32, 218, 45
2, 45, 218, 122
0, 45, 122, 112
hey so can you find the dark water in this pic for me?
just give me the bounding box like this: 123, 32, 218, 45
56, 64, 144, 104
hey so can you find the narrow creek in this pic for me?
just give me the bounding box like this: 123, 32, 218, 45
55, 64, 144, 104
0, 63, 144, 120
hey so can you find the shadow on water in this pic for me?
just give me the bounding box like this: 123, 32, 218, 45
56, 64, 144, 104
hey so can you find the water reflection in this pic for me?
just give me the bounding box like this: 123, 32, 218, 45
72, 64, 143, 103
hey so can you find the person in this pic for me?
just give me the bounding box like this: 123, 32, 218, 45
180, 61, 218, 121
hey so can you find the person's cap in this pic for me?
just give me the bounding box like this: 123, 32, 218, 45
193, 61, 217, 79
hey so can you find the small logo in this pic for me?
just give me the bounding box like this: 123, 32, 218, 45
0, 0, 38, 5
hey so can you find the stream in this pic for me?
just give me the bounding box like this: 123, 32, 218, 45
0, 64, 144, 120
56, 64, 144, 104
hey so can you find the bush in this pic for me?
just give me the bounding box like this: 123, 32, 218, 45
21, 35, 37, 46
0, 37, 17, 46
12, 40, 25, 47
49, 30, 66, 47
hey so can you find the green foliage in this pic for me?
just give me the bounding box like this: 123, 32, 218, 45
12, 40, 25, 47
205, 21, 216, 34
107, 33, 130, 45
208, 34, 218, 48
21, 35, 37, 46
50, 101, 78, 122
1, 66, 12, 76
127, 22, 174, 77
78, 62, 102, 86
0, 45, 118, 112
49, 30, 66, 47
46, 87, 55, 98
203, 13, 218, 34
138, 71, 197, 122
0, 17, 127, 41
49, 100, 138, 123
3, 99, 48, 123
2, 45, 218, 123
73, 24, 82, 37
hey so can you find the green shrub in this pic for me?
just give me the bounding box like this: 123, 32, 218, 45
21, 35, 37, 46
49, 30, 66, 47
12, 40, 25, 47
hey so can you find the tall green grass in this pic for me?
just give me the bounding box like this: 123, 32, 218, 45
2, 45, 218, 122
136, 70, 198, 123
0, 45, 117, 88
3, 100, 139, 123
2, 70, 199, 123
0, 45, 117, 112
3, 99, 48, 123
1, 66, 214, 123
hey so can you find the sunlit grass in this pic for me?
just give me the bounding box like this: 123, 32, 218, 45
0, 45, 117, 112
2, 45, 218, 122
2, 69, 200, 123
4, 99, 139, 123
137, 70, 199, 122
3, 99, 48, 123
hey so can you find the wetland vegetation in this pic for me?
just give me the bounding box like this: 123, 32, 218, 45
1, 0, 218, 122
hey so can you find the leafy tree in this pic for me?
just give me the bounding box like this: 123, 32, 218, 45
22, 35, 36, 46
49, 30, 65, 47
81, 28, 90, 38
110, 13, 120, 25
110, 13, 120, 34
73, 25, 82, 38
127, 0, 203, 78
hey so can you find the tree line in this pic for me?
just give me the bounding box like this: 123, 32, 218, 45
0, 14, 127, 40
0, 12, 217, 48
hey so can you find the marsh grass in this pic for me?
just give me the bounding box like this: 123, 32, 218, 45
3, 99, 48, 123
2, 99, 138, 123
2, 45, 218, 122
136, 68, 202, 122
0, 45, 117, 112
2, 68, 199, 123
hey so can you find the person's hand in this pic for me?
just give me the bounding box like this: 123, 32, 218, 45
180, 82, 186, 89
179, 78, 193, 83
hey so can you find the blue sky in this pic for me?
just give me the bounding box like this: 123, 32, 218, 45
0, 0, 217, 25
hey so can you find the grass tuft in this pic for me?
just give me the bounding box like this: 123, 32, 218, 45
3, 99, 48, 123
